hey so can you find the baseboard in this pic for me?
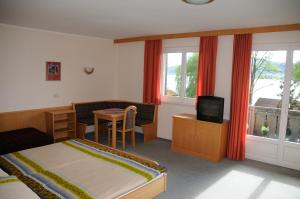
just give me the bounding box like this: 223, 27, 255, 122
156, 137, 172, 143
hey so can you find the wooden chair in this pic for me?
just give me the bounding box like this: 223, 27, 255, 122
108, 106, 137, 150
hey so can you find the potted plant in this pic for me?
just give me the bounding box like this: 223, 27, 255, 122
261, 114, 269, 136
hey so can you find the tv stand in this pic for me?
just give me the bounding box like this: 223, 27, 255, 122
172, 114, 228, 162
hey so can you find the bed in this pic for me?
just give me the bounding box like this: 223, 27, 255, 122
0, 127, 54, 155
0, 139, 167, 199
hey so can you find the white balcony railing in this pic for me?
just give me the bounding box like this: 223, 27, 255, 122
248, 106, 300, 143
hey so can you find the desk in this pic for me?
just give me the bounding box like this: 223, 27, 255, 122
93, 108, 124, 148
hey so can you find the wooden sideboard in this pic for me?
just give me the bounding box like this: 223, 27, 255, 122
172, 114, 229, 162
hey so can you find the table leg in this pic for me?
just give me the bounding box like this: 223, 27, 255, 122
112, 118, 116, 148
94, 115, 98, 142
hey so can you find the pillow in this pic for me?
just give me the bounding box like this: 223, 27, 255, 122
0, 176, 39, 199
0, 168, 8, 177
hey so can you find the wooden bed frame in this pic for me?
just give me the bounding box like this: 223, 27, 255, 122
83, 139, 167, 199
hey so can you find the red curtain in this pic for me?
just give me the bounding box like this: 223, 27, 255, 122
196, 36, 218, 97
143, 40, 162, 105
227, 34, 253, 160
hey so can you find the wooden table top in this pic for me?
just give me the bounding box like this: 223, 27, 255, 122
93, 108, 124, 119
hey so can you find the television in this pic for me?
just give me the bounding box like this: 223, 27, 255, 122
197, 96, 224, 123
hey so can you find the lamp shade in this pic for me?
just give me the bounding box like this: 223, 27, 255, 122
182, 0, 214, 5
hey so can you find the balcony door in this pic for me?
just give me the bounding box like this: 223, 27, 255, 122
246, 44, 300, 170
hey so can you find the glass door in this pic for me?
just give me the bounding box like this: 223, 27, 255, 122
248, 50, 287, 139
247, 44, 300, 170
285, 50, 300, 143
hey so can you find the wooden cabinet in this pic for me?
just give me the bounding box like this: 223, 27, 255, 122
46, 110, 76, 142
172, 114, 228, 162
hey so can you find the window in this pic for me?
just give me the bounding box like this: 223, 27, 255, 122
162, 47, 199, 104
247, 44, 300, 143
248, 50, 287, 139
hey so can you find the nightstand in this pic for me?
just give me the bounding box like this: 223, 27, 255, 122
46, 110, 76, 142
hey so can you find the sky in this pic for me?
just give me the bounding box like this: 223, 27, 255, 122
294, 50, 300, 63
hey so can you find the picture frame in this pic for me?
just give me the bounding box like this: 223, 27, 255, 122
46, 61, 61, 81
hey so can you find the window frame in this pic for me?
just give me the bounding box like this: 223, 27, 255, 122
161, 46, 199, 105
247, 43, 300, 143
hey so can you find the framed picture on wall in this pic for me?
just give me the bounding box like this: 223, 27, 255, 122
46, 61, 61, 81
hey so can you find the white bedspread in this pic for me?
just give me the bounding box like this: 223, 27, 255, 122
1, 139, 162, 199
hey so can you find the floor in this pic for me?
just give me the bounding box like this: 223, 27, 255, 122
86, 133, 300, 199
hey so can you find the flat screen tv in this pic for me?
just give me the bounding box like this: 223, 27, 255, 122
197, 96, 224, 123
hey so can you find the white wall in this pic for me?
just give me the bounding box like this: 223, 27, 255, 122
253, 30, 300, 45
115, 41, 144, 102
0, 24, 117, 112
116, 30, 300, 140
215, 36, 234, 120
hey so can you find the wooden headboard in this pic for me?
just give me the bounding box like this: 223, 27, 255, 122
0, 106, 72, 133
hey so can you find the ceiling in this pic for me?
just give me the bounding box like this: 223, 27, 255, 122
0, 0, 299, 39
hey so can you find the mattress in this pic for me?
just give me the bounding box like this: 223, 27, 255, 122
0, 168, 8, 176
0, 139, 166, 199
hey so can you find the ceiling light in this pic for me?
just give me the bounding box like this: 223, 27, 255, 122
182, 0, 214, 5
